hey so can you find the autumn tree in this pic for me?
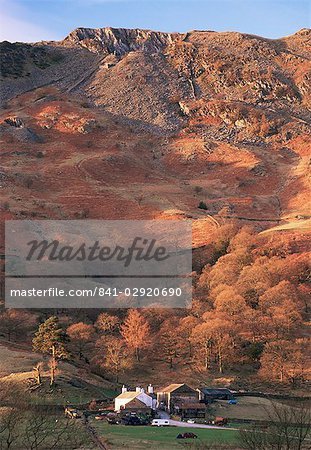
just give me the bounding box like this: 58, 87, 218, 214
157, 318, 183, 369
243, 308, 271, 342
214, 286, 247, 316
0, 382, 29, 449
179, 316, 200, 358
95, 313, 120, 334
95, 336, 131, 382
260, 340, 305, 383
67, 322, 95, 359
120, 309, 151, 362
266, 300, 302, 340
237, 256, 275, 300
228, 226, 255, 252
32, 316, 70, 386
192, 312, 237, 373
259, 280, 299, 312
191, 321, 214, 370
205, 249, 250, 290
210, 223, 239, 263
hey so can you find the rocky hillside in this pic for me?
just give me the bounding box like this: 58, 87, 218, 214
1, 27, 310, 131
63, 27, 181, 54
0, 27, 310, 238
0, 27, 310, 401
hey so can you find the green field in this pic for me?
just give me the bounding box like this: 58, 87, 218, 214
94, 423, 239, 449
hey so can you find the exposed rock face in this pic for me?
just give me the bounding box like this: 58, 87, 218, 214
63, 27, 181, 55
0, 27, 310, 133
4, 117, 25, 128
2, 116, 43, 142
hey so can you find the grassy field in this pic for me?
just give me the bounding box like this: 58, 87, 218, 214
94, 423, 239, 449
210, 396, 306, 421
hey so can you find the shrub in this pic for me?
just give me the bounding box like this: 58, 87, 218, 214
198, 201, 208, 210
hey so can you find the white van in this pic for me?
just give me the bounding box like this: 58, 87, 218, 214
151, 419, 170, 427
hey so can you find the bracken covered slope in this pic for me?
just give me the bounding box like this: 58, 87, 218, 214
0, 27, 310, 244
0, 27, 311, 392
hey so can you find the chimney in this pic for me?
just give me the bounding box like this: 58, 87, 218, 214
148, 384, 154, 394
122, 385, 127, 393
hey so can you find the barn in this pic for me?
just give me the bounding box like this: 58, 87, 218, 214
157, 383, 198, 412
198, 387, 233, 403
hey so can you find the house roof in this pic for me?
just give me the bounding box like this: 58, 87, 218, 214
115, 390, 151, 400
158, 383, 195, 394
115, 391, 140, 400
199, 388, 232, 395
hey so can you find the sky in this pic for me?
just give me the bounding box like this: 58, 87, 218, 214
0, 0, 310, 43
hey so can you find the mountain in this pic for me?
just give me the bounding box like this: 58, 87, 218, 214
0, 27, 311, 396
63, 27, 180, 54
0, 27, 310, 243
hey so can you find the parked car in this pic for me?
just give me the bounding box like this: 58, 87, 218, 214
106, 413, 120, 425
122, 416, 143, 426
187, 419, 195, 424
228, 399, 237, 405
151, 419, 170, 427
177, 432, 198, 439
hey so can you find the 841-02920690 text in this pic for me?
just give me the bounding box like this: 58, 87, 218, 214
10, 286, 183, 298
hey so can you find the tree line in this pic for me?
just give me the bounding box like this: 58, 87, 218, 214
0, 222, 309, 387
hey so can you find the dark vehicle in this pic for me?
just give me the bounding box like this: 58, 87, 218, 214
106, 413, 120, 425
177, 432, 198, 439
122, 415, 149, 425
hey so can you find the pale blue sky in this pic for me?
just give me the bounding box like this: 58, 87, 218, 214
0, 0, 310, 42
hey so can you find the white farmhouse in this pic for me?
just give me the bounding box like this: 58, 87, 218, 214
114, 385, 156, 412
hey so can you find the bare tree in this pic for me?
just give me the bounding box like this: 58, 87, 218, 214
0, 408, 23, 450
22, 412, 84, 450
0, 408, 90, 450
239, 401, 311, 450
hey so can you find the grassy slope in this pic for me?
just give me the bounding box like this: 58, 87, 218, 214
94, 423, 238, 449
0, 342, 117, 406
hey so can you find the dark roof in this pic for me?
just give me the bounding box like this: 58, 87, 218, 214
199, 388, 232, 395
123, 398, 151, 409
